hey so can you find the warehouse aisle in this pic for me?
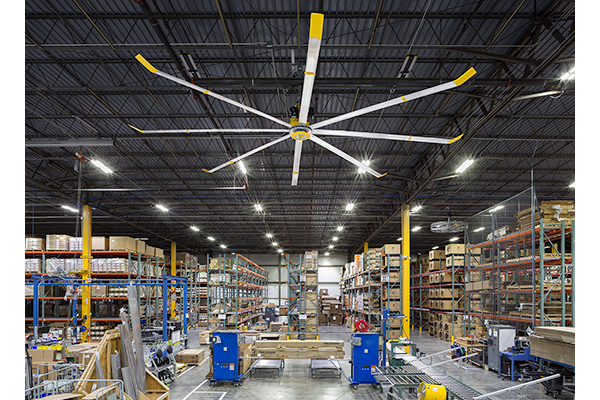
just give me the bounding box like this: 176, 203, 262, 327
169, 328, 574, 399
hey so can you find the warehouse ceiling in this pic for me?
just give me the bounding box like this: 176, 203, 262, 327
25, 0, 575, 258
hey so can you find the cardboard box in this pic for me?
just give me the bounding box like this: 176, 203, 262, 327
240, 343, 253, 373
109, 236, 137, 252
91, 236, 108, 251
327, 303, 342, 313
329, 314, 343, 325
270, 322, 284, 332
428, 260, 446, 271
318, 314, 329, 324
135, 240, 146, 254
446, 256, 465, 266
28, 349, 57, 367
91, 285, 107, 297
429, 249, 445, 260
176, 348, 205, 364
445, 244, 465, 255
383, 244, 401, 255
319, 289, 329, 296
155, 248, 164, 258
199, 330, 212, 345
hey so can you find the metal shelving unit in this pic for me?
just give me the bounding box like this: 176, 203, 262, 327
25, 249, 167, 338
409, 258, 430, 332
464, 188, 574, 336
286, 251, 319, 339
342, 251, 383, 332
206, 253, 268, 330
382, 250, 403, 339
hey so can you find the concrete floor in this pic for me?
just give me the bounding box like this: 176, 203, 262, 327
168, 326, 574, 400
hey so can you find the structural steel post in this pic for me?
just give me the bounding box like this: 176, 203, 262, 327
170, 242, 176, 318
81, 205, 92, 342
402, 204, 410, 342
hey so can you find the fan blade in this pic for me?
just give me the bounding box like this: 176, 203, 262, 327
314, 129, 463, 144
128, 125, 288, 134
135, 54, 292, 128
203, 134, 291, 173
298, 13, 324, 125
308, 134, 386, 178
291, 140, 303, 186
312, 67, 476, 129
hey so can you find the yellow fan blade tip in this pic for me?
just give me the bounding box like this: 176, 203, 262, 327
377, 172, 388, 178
135, 54, 158, 73
128, 124, 145, 133
309, 13, 325, 40
454, 67, 477, 86
448, 134, 464, 144
201, 168, 211, 173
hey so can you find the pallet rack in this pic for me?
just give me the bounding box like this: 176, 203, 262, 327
382, 248, 403, 340
464, 188, 574, 336
342, 251, 383, 332
25, 249, 167, 338
409, 257, 430, 332
26, 274, 188, 342
171, 260, 206, 327
206, 253, 268, 330
286, 251, 319, 339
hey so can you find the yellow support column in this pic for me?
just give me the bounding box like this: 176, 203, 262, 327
81, 205, 92, 342
364, 242, 368, 253
402, 204, 410, 345
171, 242, 176, 319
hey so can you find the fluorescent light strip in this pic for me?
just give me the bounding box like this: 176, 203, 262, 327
91, 159, 113, 174
156, 204, 169, 212
456, 159, 474, 173
61, 205, 78, 213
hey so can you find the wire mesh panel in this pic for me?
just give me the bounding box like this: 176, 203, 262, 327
464, 188, 574, 335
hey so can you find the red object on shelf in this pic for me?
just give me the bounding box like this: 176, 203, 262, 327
354, 319, 369, 332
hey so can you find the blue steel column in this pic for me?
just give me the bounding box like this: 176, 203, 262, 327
162, 277, 168, 342
32, 274, 40, 338
183, 278, 188, 336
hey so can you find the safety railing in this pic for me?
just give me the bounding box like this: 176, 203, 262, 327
473, 373, 561, 400
26, 378, 124, 400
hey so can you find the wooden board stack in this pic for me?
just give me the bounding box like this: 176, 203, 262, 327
253, 340, 345, 359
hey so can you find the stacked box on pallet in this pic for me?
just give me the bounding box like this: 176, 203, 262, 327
25, 258, 42, 273
517, 200, 575, 230
25, 237, 45, 251
69, 237, 82, 251
46, 235, 71, 251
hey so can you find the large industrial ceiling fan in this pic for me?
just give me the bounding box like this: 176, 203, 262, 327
130, 13, 476, 186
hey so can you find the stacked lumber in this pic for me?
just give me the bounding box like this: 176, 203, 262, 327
518, 200, 575, 229
253, 340, 344, 359
176, 349, 206, 365
530, 327, 575, 367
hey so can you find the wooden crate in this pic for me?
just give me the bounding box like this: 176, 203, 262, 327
75, 328, 169, 400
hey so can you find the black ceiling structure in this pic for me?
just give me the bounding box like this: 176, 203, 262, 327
25, 0, 575, 257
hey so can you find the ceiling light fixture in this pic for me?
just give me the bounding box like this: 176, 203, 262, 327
332, 237, 338, 241
432, 246, 439, 250
156, 204, 169, 212
411, 226, 421, 232
239, 161, 247, 174
272, 242, 278, 247
190, 226, 200, 232
560, 67, 575, 80
345, 203, 355, 211
411, 205, 423, 213
254, 204, 263, 212
337, 226, 344, 232
397, 237, 402, 241
569, 182, 575, 188
456, 159, 475, 174
277, 248, 283, 253
328, 244, 334, 249
207, 236, 216, 241
490, 205, 504, 213
357, 159, 371, 174
220, 244, 227, 249
325, 252, 330, 256
449, 237, 459, 242
91, 159, 113, 174
61, 205, 79, 213
266, 233, 273, 238
473, 227, 485, 232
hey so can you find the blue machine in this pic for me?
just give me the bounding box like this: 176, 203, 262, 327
210, 331, 243, 385
349, 332, 380, 388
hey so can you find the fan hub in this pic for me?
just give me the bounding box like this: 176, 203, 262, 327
290, 126, 312, 141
